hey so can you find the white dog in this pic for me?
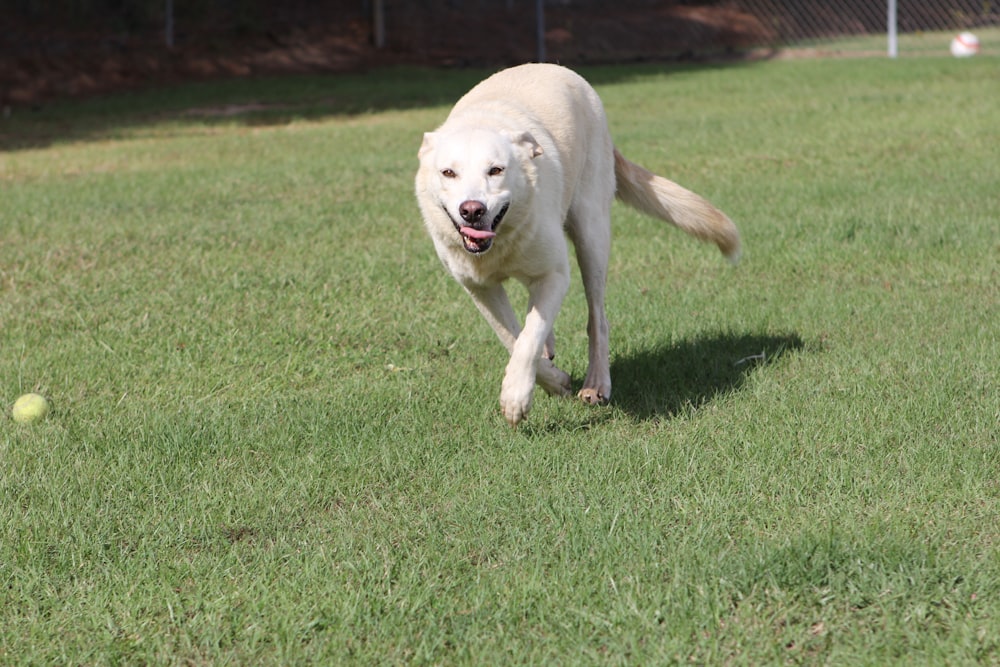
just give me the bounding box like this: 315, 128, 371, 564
415, 63, 740, 426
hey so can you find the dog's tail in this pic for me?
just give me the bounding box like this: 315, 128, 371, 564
613, 148, 741, 263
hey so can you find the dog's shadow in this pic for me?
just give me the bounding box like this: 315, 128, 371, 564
607, 331, 807, 421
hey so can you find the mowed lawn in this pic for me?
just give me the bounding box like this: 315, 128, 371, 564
1, 57, 997, 664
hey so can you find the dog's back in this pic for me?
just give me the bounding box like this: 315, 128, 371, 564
451, 63, 607, 137
448, 64, 614, 203
450, 64, 739, 260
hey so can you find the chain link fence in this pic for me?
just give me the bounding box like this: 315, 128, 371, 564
6, 1, 998, 56
3, 1, 996, 105
732, 0, 1000, 56
535, 0, 999, 58
374, 0, 999, 67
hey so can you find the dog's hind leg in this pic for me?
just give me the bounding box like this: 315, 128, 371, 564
567, 193, 614, 406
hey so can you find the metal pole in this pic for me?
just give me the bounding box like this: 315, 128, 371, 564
373, 0, 386, 49
887, 0, 898, 58
536, 0, 546, 62
165, 0, 174, 49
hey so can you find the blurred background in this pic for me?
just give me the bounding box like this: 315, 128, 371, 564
3, 0, 998, 106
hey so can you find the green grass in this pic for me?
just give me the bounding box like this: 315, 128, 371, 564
2, 57, 998, 664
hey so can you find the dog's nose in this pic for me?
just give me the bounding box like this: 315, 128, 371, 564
459, 200, 486, 223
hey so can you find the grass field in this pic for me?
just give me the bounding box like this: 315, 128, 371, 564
2, 55, 998, 664
786, 26, 1000, 57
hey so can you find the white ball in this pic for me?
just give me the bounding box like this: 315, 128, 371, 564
950, 32, 980, 58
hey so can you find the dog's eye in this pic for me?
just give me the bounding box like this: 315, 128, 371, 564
488, 166, 505, 177
441, 168, 457, 179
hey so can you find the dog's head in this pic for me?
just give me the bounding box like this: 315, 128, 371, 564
418, 127, 542, 254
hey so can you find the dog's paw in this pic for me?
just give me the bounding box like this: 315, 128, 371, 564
500, 372, 535, 426
501, 399, 530, 427
577, 385, 610, 405
579, 367, 611, 405
500, 387, 533, 427
537, 359, 572, 397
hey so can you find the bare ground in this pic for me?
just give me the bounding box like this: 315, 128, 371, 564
0, 4, 774, 107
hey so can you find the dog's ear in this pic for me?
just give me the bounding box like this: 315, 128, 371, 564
505, 130, 543, 158
418, 132, 436, 159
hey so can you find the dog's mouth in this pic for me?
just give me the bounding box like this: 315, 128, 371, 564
451, 203, 509, 254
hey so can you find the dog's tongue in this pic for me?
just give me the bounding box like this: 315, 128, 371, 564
460, 226, 496, 240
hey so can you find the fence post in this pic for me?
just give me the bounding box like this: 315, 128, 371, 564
165, 0, 174, 49
373, 0, 386, 49
536, 0, 546, 62
887, 0, 898, 58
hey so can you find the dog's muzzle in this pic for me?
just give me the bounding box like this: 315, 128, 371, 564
450, 202, 509, 254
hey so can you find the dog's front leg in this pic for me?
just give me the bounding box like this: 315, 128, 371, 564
464, 281, 521, 351
498, 272, 570, 425
465, 281, 572, 425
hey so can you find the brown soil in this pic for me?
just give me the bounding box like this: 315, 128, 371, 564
0, 4, 774, 107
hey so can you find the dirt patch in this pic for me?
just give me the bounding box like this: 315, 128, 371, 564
0, 3, 774, 107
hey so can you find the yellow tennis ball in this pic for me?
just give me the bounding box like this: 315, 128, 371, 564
12, 393, 50, 424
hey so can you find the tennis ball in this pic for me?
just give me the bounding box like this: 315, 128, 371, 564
12, 393, 50, 424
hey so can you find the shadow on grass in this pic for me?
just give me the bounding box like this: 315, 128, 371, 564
2, 60, 766, 151
610, 331, 806, 421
